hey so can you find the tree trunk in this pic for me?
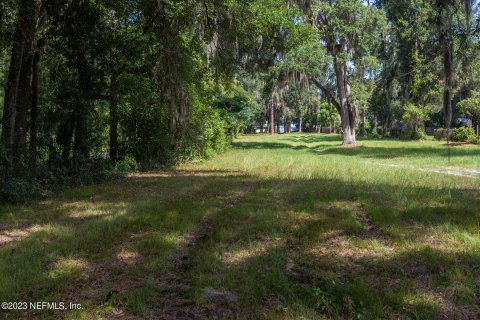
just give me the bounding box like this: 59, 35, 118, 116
372, 117, 378, 135
73, 51, 92, 166
314, 106, 319, 133
360, 110, 367, 136
109, 72, 119, 161
443, 32, 454, 130
269, 104, 275, 134
59, 118, 74, 168
28, 38, 45, 173
13, 28, 37, 172
2, 19, 26, 151
1, 0, 38, 170
334, 58, 356, 145
383, 83, 392, 134
404, 73, 412, 103
440, 4, 454, 131
349, 104, 357, 142
73, 102, 89, 167
298, 115, 303, 133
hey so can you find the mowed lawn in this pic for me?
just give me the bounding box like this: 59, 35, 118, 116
0, 134, 479, 319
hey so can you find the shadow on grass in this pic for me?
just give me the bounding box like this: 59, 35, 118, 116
282, 134, 343, 144
181, 178, 480, 319
318, 145, 480, 159
235, 136, 480, 160
0, 171, 479, 319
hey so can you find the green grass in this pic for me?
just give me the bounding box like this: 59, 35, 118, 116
0, 133, 479, 319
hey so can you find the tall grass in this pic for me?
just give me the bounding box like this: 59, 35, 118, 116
0, 133, 479, 319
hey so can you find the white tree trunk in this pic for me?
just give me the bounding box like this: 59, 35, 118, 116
334, 59, 356, 145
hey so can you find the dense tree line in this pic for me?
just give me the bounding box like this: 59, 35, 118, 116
263, 0, 479, 144
0, 0, 297, 198
1, 0, 479, 199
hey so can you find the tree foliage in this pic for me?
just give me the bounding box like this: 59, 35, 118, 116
1, 0, 480, 200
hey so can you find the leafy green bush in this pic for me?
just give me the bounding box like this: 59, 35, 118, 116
452, 127, 477, 143
414, 127, 427, 140
434, 129, 450, 140
201, 110, 229, 158
401, 103, 430, 140
400, 126, 427, 140
458, 98, 480, 127
41, 158, 121, 184
0, 178, 46, 203
115, 155, 139, 172
0, 158, 127, 203
402, 103, 430, 125
180, 106, 228, 161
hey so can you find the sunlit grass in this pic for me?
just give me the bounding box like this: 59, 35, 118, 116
0, 133, 479, 319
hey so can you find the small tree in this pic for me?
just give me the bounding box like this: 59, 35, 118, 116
402, 103, 430, 140
318, 102, 338, 131
457, 98, 480, 136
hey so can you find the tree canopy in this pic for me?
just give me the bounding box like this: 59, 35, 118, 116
1, 0, 479, 196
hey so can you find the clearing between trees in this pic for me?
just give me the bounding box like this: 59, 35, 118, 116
0, 134, 479, 319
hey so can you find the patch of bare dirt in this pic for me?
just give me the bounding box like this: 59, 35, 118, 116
0, 225, 41, 246
408, 279, 480, 320
351, 203, 393, 241
351, 203, 375, 233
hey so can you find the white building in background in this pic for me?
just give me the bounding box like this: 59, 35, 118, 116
456, 115, 473, 127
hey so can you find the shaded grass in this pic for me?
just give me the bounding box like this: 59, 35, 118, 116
0, 133, 479, 319
234, 133, 480, 168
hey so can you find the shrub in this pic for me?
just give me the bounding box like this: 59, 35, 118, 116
457, 98, 480, 127
402, 103, 430, 125
0, 157, 127, 203
434, 128, 452, 141
115, 155, 139, 172
452, 126, 477, 143
400, 126, 427, 140
69, 159, 121, 186
401, 103, 430, 140
0, 178, 46, 203
189, 108, 228, 160
413, 127, 427, 140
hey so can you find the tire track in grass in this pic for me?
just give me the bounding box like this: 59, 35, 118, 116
153, 181, 260, 320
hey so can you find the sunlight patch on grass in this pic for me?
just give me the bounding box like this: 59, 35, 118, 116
0, 224, 43, 246
116, 249, 141, 265
305, 235, 395, 265
402, 290, 452, 316
61, 200, 128, 216
48, 257, 89, 279
223, 239, 284, 266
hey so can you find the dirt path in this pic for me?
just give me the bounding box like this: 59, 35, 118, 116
377, 163, 480, 178
153, 183, 259, 319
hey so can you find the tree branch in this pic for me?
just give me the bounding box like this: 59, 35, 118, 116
310, 78, 341, 113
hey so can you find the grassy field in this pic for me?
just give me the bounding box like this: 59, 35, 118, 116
0, 133, 479, 319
